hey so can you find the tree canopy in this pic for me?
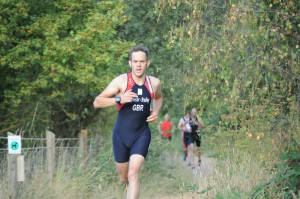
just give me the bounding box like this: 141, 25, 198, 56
1, 0, 133, 136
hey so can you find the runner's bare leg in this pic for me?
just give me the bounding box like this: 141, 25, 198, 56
188, 143, 195, 166
116, 162, 129, 184
127, 154, 145, 199
197, 146, 201, 165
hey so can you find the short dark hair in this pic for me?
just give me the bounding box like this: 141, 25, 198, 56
129, 45, 149, 60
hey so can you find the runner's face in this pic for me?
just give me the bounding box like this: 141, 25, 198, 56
129, 51, 149, 77
164, 114, 169, 121
191, 109, 197, 117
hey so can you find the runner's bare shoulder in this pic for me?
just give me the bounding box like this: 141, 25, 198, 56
102, 73, 127, 95
148, 76, 161, 88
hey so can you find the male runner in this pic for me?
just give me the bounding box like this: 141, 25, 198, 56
177, 111, 192, 162
190, 108, 205, 166
93, 45, 163, 199
159, 113, 173, 141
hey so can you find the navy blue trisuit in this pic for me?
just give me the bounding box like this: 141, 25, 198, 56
113, 72, 154, 163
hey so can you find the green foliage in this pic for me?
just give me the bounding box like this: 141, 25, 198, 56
155, 0, 299, 197
252, 138, 300, 198
0, 0, 133, 136
157, 0, 299, 121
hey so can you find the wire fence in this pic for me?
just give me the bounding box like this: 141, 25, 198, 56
0, 136, 79, 141
0, 131, 87, 185
0, 130, 109, 199
0, 136, 80, 151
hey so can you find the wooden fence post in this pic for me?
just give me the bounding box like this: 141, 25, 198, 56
46, 130, 55, 179
79, 130, 88, 171
7, 132, 17, 199
17, 155, 25, 182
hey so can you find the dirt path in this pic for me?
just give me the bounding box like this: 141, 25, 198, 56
189, 154, 217, 182
174, 153, 216, 199
140, 150, 217, 199
98, 133, 217, 199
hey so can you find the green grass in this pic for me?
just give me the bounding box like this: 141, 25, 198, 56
0, 124, 298, 199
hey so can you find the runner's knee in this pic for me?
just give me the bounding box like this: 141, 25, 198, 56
119, 176, 128, 184
128, 168, 140, 182
188, 144, 194, 151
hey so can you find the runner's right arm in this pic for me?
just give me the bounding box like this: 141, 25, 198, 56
177, 118, 184, 131
93, 75, 137, 108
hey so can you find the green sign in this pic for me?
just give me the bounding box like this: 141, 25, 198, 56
10, 141, 19, 151
8, 135, 21, 154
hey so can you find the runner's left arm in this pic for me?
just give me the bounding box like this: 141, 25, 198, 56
147, 78, 163, 122
198, 118, 205, 129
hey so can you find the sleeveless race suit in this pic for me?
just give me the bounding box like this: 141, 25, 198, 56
113, 72, 154, 163
181, 117, 193, 150
190, 117, 201, 147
